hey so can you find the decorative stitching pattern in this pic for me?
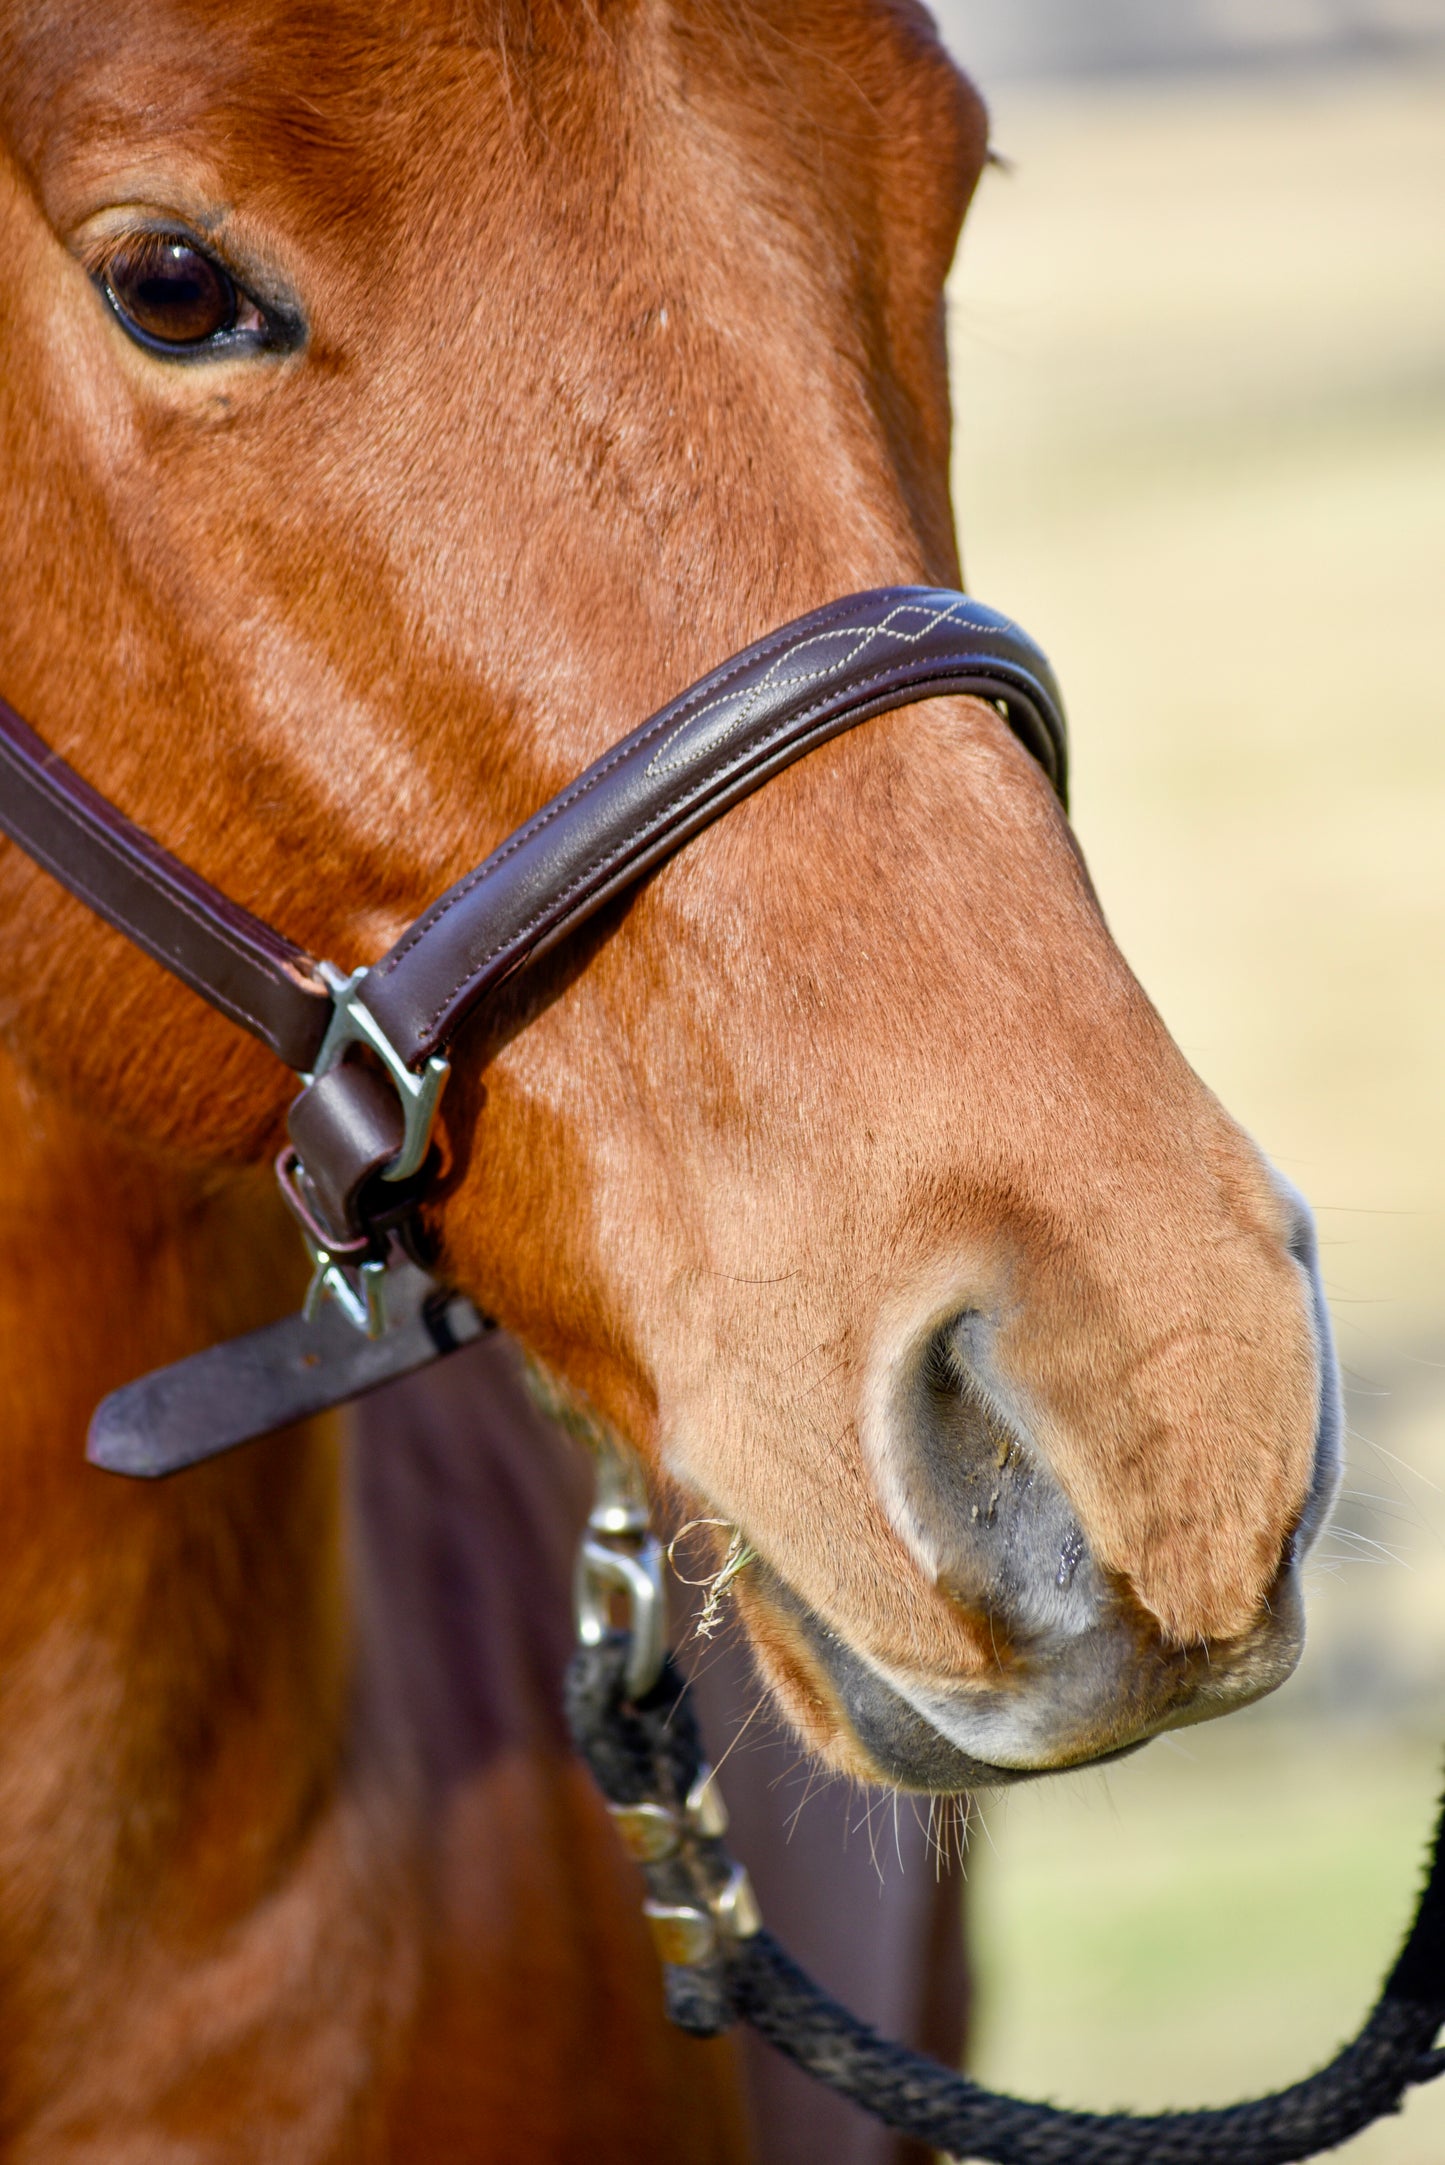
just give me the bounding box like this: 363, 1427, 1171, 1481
641, 596, 1020, 780
407, 644, 1046, 1043
369, 591, 888, 981
371, 592, 1049, 1047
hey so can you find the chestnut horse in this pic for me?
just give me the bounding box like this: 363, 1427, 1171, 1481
0, 0, 1341, 2158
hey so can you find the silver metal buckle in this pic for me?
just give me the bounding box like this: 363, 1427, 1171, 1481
285, 963, 451, 1340
306, 961, 450, 1186
575, 1441, 667, 1701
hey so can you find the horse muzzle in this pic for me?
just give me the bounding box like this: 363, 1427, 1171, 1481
733, 1177, 1342, 1793
738, 1548, 1308, 1793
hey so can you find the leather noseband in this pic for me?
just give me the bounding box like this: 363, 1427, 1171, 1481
0, 585, 1067, 1469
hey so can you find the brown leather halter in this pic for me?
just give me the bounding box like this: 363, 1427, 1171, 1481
0, 585, 1066, 1473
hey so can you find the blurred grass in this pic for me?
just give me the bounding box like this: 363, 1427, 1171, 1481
967, 1713, 1445, 2160
942, 61, 1445, 2163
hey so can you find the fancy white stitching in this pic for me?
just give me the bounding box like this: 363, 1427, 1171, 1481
643, 597, 977, 778
370, 594, 878, 980
413, 646, 1012, 1037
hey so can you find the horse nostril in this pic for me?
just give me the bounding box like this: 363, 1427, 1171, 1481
886, 1312, 1104, 1642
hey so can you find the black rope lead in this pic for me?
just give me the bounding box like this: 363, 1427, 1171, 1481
727, 1924, 1441, 2165
567, 1641, 1445, 2165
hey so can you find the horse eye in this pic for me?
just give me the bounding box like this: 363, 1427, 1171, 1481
97, 233, 240, 350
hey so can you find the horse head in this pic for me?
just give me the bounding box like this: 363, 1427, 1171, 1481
0, 0, 1339, 1794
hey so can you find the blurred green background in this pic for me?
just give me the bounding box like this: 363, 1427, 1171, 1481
930, 14, 1445, 2160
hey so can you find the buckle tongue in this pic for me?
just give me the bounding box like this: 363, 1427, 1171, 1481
303, 1251, 388, 1336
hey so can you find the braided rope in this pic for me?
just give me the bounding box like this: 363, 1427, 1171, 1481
728, 1930, 1440, 2164
567, 1643, 1445, 2164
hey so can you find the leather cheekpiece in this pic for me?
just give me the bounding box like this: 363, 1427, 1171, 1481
0, 694, 332, 1069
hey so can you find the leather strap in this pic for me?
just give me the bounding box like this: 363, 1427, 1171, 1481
0, 694, 332, 1070
361, 589, 1065, 1070
86, 1260, 487, 1476
1, 588, 1066, 1246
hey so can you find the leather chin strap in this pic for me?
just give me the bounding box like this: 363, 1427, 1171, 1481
1, 586, 1066, 1444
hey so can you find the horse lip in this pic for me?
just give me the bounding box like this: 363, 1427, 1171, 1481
743, 1557, 1304, 1793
